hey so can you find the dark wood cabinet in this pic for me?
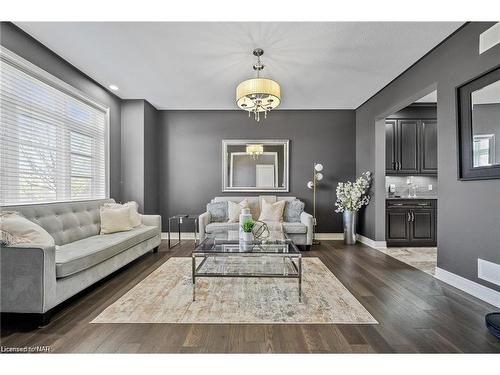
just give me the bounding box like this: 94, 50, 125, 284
398, 120, 420, 174
420, 120, 438, 174
385, 120, 397, 172
386, 118, 437, 176
386, 200, 436, 247
410, 208, 436, 245
386, 209, 410, 242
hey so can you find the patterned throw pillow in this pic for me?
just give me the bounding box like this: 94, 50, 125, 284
207, 201, 228, 223
283, 199, 305, 223
0, 211, 55, 247
227, 199, 250, 223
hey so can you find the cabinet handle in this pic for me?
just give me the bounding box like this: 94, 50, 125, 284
407, 212, 411, 222
397, 161, 401, 170
392, 203, 403, 206
417, 203, 428, 206
392, 161, 396, 170
411, 211, 415, 222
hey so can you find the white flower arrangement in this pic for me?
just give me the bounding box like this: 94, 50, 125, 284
335, 171, 372, 213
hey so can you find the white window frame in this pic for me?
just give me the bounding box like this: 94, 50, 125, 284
0, 46, 110, 205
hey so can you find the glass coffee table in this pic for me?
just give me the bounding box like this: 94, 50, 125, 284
192, 231, 302, 302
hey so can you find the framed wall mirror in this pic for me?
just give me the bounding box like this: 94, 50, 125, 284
457, 65, 500, 180
222, 139, 289, 192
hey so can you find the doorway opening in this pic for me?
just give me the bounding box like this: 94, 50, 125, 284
380, 90, 438, 276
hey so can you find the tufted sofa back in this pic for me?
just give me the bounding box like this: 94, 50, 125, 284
1, 199, 115, 246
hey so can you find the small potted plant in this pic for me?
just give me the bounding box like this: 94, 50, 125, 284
241, 219, 255, 242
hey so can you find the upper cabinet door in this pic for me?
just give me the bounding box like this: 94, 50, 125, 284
420, 120, 438, 174
385, 120, 397, 174
398, 120, 420, 174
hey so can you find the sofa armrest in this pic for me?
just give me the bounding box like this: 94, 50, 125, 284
141, 214, 162, 233
199, 211, 211, 240
300, 211, 314, 246
0, 244, 57, 313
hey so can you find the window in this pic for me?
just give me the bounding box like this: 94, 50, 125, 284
473, 134, 495, 167
0, 47, 108, 205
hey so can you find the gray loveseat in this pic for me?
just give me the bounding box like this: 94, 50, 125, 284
199, 196, 313, 247
0, 199, 161, 323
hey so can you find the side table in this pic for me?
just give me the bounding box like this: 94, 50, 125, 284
168, 215, 199, 249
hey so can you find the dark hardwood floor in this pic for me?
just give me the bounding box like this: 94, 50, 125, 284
1, 240, 499, 353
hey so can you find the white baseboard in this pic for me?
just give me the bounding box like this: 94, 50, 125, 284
314, 233, 344, 240
356, 234, 387, 249
435, 267, 500, 308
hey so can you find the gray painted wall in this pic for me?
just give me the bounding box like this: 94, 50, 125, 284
144, 101, 159, 214
121, 99, 159, 214
158, 110, 356, 233
356, 22, 500, 291
121, 100, 145, 208
0, 22, 123, 200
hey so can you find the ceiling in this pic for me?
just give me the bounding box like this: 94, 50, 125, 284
15, 22, 463, 110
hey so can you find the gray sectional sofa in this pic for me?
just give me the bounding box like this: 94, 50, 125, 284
0, 199, 161, 323
199, 196, 314, 247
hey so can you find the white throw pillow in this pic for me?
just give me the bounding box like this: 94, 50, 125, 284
0, 211, 55, 247
227, 199, 250, 223
100, 206, 133, 234
103, 201, 142, 227
258, 200, 286, 223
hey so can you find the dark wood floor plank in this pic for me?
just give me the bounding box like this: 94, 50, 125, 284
2, 240, 499, 353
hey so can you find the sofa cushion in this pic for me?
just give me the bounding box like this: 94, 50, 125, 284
100, 205, 134, 234
207, 201, 228, 223
1, 211, 55, 247
258, 200, 285, 222
283, 199, 305, 223
283, 222, 307, 234
205, 222, 240, 234
55, 225, 159, 278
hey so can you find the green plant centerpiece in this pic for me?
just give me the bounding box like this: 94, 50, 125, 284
240, 219, 255, 243
241, 219, 255, 233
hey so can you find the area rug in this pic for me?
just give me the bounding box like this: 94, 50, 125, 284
92, 257, 377, 324
376, 247, 437, 275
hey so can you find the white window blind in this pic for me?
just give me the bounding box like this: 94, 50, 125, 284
0, 48, 108, 205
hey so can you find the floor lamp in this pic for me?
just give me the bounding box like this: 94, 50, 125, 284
307, 162, 323, 245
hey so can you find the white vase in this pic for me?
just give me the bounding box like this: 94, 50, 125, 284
239, 208, 252, 240
241, 232, 254, 242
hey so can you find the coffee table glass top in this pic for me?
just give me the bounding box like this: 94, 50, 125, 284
194, 230, 300, 255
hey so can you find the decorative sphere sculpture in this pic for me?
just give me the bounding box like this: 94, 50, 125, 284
252, 220, 270, 240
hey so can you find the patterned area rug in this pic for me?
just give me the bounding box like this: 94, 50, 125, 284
92, 257, 377, 324
376, 247, 437, 275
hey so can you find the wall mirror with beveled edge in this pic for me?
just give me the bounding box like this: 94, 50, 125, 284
222, 139, 289, 192
457, 65, 500, 180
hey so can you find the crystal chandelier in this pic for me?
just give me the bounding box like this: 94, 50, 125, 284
246, 144, 264, 159
236, 48, 281, 122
